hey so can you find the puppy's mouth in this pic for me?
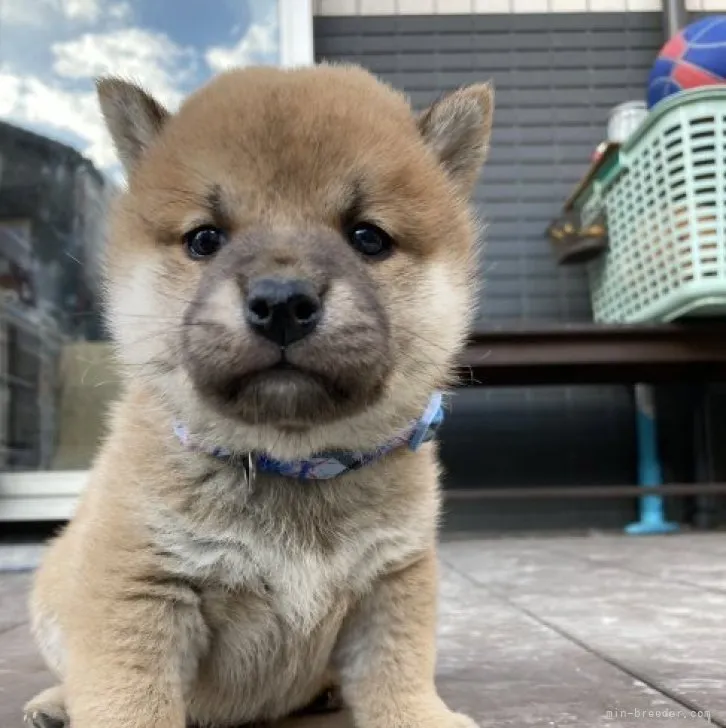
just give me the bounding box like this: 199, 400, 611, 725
266, 357, 302, 373
198, 353, 370, 427
222, 358, 336, 399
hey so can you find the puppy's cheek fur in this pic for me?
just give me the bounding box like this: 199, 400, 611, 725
196, 277, 247, 333
389, 260, 474, 392
106, 259, 179, 373
319, 279, 365, 334
421, 260, 475, 357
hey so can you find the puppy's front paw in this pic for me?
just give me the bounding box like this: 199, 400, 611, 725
420, 709, 478, 728
374, 705, 479, 728
444, 712, 479, 728
24, 686, 68, 728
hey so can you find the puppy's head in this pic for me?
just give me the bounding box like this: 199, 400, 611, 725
99, 65, 493, 456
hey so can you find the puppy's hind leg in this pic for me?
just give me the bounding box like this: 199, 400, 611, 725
24, 685, 68, 728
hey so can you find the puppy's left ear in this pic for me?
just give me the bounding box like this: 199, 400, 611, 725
96, 77, 170, 175
418, 83, 494, 198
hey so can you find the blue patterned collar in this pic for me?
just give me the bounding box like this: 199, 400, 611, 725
174, 391, 445, 482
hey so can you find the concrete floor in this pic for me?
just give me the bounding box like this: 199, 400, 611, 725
1, 532, 725, 727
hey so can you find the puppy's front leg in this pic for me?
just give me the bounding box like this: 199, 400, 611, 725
62, 593, 205, 728
336, 547, 477, 728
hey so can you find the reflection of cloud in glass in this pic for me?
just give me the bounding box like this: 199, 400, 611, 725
206, 1, 278, 72
1, 0, 129, 28
63, 0, 104, 23
53, 28, 198, 107
0, 0, 280, 178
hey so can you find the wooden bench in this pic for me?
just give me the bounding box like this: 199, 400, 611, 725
461, 322, 726, 386
452, 322, 726, 514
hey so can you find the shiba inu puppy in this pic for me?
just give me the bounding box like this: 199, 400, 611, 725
25, 63, 493, 728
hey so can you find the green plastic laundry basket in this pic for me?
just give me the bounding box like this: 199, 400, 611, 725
583, 87, 726, 323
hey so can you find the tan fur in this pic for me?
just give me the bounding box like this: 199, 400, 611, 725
26, 64, 493, 728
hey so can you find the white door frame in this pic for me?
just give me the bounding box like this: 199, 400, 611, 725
0, 0, 315, 523
279, 0, 314, 68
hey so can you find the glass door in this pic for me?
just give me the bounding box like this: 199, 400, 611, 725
0, 0, 313, 521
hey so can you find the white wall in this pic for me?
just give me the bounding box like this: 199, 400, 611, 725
315, 0, 725, 14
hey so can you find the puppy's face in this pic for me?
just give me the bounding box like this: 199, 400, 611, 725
100, 65, 492, 451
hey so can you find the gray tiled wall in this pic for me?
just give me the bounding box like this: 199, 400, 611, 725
315, 13, 683, 524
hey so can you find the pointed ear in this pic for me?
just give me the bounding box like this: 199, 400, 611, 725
417, 83, 494, 198
96, 77, 169, 174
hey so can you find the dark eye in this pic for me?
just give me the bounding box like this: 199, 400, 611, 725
183, 226, 226, 260
347, 223, 394, 260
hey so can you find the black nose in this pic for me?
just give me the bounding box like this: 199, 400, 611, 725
245, 278, 322, 347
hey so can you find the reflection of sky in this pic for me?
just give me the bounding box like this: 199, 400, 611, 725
0, 0, 280, 177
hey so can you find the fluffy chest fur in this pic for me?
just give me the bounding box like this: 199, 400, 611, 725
147, 452, 438, 634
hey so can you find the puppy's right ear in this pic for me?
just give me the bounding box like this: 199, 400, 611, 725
96, 77, 169, 174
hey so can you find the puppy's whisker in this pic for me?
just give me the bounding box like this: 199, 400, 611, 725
395, 325, 457, 356
113, 314, 188, 323
393, 346, 447, 373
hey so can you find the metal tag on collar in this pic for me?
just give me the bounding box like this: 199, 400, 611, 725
241, 452, 256, 487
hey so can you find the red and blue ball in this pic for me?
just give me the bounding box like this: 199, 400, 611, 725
647, 15, 726, 109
